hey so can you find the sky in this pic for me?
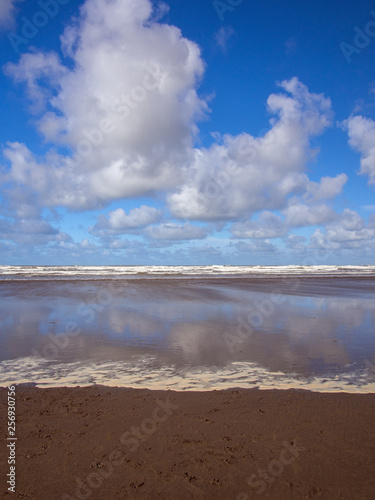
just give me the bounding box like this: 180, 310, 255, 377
1, 0, 375, 265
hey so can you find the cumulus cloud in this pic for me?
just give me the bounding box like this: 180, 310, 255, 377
309, 210, 375, 251
95, 205, 163, 233
168, 77, 335, 221
3, 0, 208, 210
231, 212, 286, 239
343, 115, 375, 185
283, 204, 337, 227
304, 174, 348, 202
0, 215, 71, 246
326, 209, 375, 243
5, 51, 67, 114
231, 200, 341, 241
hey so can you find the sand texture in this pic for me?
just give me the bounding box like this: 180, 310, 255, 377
1, 385, 375, 499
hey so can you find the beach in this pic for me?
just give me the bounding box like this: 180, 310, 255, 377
1, 266, 375, 498
1, 271, 375, 391
1, 385, 375, 499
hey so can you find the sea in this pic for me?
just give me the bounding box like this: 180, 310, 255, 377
0, 265, 374, 393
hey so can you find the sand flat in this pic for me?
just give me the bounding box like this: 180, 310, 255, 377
1, 385, 374, 499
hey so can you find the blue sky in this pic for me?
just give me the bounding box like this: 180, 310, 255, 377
1, 0, 375, 265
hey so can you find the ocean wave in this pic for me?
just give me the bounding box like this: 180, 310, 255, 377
1, 265, 375, 280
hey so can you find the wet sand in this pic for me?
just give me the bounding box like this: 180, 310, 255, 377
1, 277, 375, 391
1, 385, 375, 499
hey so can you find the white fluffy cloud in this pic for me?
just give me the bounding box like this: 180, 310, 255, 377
343, 115, 375, 185
325, 209, 375, 243
95, 205, 163, 233
283, 204, 337, 227
4, 0, 207, 210
231, 212, 286, 239
231, 199, 341, 240
0, 215, 71, 246
309, 209, 375, 251
304, 174, 348, 202
168, 77, 336, 221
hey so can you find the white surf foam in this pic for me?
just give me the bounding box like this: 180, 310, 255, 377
1, 264, 375, 280
1, 356, 374, 393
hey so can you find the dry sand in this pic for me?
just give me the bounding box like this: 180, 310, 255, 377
1, 385, 375, 499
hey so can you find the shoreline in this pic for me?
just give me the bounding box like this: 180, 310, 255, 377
1, 276, 375, 393
2, 356, 374, 393
1, 385, 375, 499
